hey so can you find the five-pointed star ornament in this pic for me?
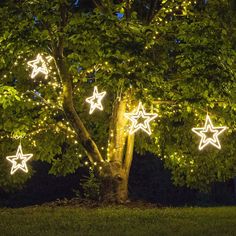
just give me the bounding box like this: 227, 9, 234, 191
85, 86, 106, 114
6, 143, 33, 175
125, 102, 157, 135
27, 54, 53, 79
192, 114, 227, 150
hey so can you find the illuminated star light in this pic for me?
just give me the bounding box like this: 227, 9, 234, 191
27, 54, 53, 79
125, 102, 157, 135
192, 114, 227, 150
6, 143, 33, 175
85, 86, 106, 114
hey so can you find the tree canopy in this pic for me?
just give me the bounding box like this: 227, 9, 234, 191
0, 0, 235, 194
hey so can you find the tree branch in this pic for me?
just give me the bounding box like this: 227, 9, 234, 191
152, 100, 176, 104
125, 0, 131, 21
147, 0, 159, 24
123, 133, 134, 176
56, 56, 104, 163
108, 97, 128, 163
54, 2, 104, 163
93, 0, 113, 15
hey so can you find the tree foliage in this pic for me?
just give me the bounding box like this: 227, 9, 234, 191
0, 0, 235, 193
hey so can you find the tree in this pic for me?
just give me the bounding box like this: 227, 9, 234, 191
0, 0, 235, 202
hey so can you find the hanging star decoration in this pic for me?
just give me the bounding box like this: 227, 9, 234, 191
192, 114, 227, 150
85, 86, 106, 114
125, 102, 157, 135
6, 143, 33, 175
27, 54, 53, 79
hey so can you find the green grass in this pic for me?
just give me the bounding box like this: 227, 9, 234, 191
0, 206, 235, 236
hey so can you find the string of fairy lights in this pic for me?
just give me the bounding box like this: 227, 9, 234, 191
146, 0, 197, 49
1, 51, 228, 175
1, 0, 226, 175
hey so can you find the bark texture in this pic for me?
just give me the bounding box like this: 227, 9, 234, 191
100, 96, 134, 203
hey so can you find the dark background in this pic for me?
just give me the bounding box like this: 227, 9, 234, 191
0, 153, 235, 207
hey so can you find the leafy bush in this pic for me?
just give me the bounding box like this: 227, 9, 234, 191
75, 169, 101, 201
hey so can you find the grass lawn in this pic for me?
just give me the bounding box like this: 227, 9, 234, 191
0, 206, 235, 236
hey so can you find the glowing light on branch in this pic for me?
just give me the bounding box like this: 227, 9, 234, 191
85, 86, 106, 114
192, 114, 227, 150
125, 102, 157, 135
6, 143, 33, 175
27, 54, 53, 79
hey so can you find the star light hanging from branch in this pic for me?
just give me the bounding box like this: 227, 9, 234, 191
6, 143, 33, 175
125, 102, 157, 135
27, 54, 53, 79
85, 86, 106, 114
192, 114, 227, 150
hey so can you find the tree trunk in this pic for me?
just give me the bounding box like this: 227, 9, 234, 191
52, 2, 135, 203
100, 163, 129, 203
100, 96, 135, 203
54, 41, 135, 203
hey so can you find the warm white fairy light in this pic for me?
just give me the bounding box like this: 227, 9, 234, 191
125, 102, 157, 135
85, 86, 106, 114
192, 114, 227, 150
27, 54, 53, 79
6, 143, 33, 175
